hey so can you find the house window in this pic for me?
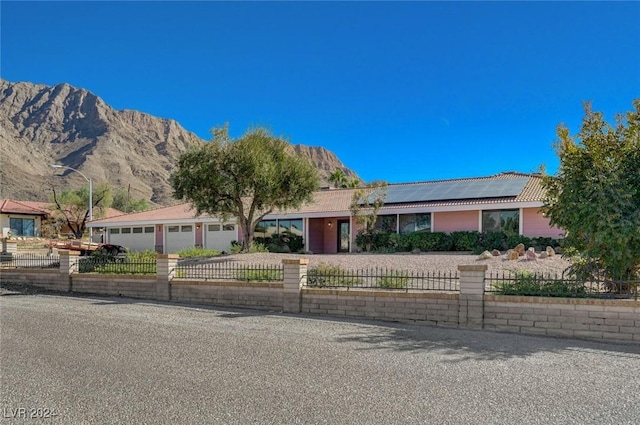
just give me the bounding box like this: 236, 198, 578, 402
482, 210, 519, 234
222, 224, 234, 231
144, 227, 154, 233
208, 224, 221, 232
132, 227, 143, 234
181, 225, 193, 232
109, 228, 120, 234
254, 220, 277, 238
375, 215, 397, 233
121, 228, 131, 234
167, 226, 179, 233
399, 213, 431, 234
9, 218, 35, 237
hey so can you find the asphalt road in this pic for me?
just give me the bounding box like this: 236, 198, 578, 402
1, 291, 639, 425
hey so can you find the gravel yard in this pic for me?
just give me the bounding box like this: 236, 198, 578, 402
207, 252, 572, 275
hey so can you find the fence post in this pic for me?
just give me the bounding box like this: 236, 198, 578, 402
156, 254, 179, 301
458, 265, 487, 329
282, 258, 308, 313
59, 250, 79, 291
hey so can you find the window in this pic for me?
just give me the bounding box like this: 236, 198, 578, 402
222, 224, 234, 231
168, 226, 179, 233
181, 225, 193, 232
375, 215, 397, 233
144, 227, 154, 233
482, 210, 519, 234
254, 220, 276, 238
121, 228, 131, 234
109, 228, 120, 234
132, 227, 143, 234
399, 213, 431, 234
9, 218, 35, 237
208, 224, 221, 232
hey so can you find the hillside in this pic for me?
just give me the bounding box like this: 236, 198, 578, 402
0, 79, 358, 205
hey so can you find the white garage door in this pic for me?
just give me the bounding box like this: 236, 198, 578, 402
107, 226, 155, 252
205, 223, 236, 252
165, 224, 195, 253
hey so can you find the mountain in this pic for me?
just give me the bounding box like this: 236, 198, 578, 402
0, 79, 359, 205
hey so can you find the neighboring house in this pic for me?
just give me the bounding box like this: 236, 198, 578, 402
0, 199, 50, 237
89, 172, 563, 254
0, 199, 123, 239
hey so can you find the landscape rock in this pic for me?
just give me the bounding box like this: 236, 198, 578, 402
539, 251, 549, 259
546, 246, 556, 257
506, 249, 519, 261
514, 243, 525, 256
525, 249, 538, 261
478, 250, 493, 260
491, 249, 501, 256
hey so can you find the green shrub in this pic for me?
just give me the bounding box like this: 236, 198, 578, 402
450, 231, 480, 251
254, 231, 303, 253
477, 231, 507, 253
307, 263, 363, 287
493, 269, 586, 297
234, 268, 283, 281
177, 246, 221, 258
377, 270, 409, 289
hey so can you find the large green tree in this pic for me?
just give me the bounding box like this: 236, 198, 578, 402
171, 126, 320, 251
542, 100, 640, 282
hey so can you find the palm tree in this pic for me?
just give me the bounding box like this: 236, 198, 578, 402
328, 169, 348, 189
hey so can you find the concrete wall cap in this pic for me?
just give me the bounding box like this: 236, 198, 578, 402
282, 258, 310, 265
156, 254, 179, 259
458, 265, 488, 272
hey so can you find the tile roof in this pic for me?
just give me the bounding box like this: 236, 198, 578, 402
0, 199, 50, 215
89, 172, 547, 224
0, 199, 124, 219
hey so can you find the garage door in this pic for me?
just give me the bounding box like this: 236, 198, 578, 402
165, 224, 195, 253
107, 226, 155, 252
204, 223, 236, 252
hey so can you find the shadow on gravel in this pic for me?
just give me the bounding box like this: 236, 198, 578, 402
3, 281, 639, 362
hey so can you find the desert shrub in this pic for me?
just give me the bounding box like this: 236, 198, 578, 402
234, 268, 283, 281
177, 247, 220, 258
493, 269, 586, 297
307, 263, 363, 287
377, 270, 409, 289
254, 231, 303, 253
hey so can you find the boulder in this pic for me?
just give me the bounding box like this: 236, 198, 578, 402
478, 250, 493, 260
506, 249, 519, 261
525, 249, 538, 261
514, 243, 525, 256
546, 246, 556, 257
491, 249, 501, 256
539, 251, 549, 259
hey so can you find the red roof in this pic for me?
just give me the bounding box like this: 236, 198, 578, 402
0, 199, 50, 215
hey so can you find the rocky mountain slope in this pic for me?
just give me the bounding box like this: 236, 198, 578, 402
0, 79, 358, 205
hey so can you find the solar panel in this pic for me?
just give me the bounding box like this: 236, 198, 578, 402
370, 176, 530, 204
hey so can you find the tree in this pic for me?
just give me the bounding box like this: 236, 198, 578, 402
350, 180, 387, 252
328, 169, 348, 189
541, 100, 640, 283
49, 183, 112, 238
171, 126, 320, 251
112, 186, 149, 213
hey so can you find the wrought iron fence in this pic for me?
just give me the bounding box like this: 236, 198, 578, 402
0, 253, 60, 269
176, 261, 284, 282
306, 266, 459, 291
77, 256, 156, 275
486, 270, 639, 299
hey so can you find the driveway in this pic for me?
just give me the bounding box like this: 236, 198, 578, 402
1, 291, 639, 424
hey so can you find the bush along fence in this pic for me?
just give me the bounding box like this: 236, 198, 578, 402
1, 251, 639, 344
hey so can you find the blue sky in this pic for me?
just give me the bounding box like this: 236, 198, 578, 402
2, 1, 638, 184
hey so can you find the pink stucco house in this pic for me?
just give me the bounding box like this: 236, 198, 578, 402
90, 171, 562, 254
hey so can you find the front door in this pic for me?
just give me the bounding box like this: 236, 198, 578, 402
337, 220, 350, 253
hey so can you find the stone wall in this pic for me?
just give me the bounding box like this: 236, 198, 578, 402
171, 280, 283, 311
